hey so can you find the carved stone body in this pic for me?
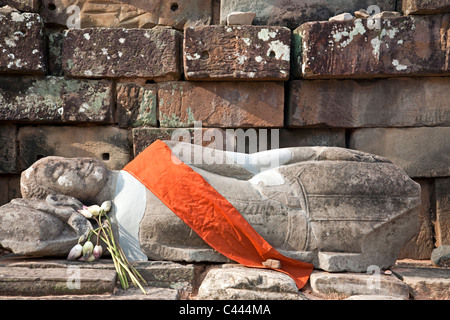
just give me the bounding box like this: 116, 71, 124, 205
0, 142, 420, 272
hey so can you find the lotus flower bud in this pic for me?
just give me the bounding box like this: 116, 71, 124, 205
93, 245, 103, 260
82, 241, 94, 259
100, 201, 112, 212
78, 206, 93, 219
87, 205, 101, 217
67, 244, 83, 261
86, 254, 96, 262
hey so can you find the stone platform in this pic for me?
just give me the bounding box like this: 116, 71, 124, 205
0, 255, 448, 300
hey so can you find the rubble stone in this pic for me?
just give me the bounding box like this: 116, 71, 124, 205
403, 0, 450, 15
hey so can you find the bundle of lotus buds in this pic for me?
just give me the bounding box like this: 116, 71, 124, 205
67, 200, 147, 294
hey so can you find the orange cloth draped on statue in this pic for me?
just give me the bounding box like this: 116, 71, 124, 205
123, 140, 313, 289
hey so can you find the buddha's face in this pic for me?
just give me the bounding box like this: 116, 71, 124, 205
21, 157, 109, 203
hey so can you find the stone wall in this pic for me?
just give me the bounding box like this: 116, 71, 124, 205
0, 0, 449, 260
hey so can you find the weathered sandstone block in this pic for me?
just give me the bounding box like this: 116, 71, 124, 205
403, 0, 450, 15
63, 27, 182, 80
349, 127, 450, 178
0, 175, 20, 206
0, 8, 45, 74
116, 82, 157, 128
398, 179, 435, 260
0, 0, 38, 11
158, 81, 284, 127
18, 126, 131, 170
436, 178, 450, 247
184, 25, 291, 80
132, 127, 228, 156
293, 14, 450, 78
0, 125, 17, 173
220, 0, 396, 29
0, 76, 113, 123
40, 0, 212, 30
288, 78, 450, 127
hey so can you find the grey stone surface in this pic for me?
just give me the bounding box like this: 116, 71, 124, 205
309, 270, 410, 299
431, 246, 450, 267
0, 266, 117, 296
0, 195, 92, 256
196, 265, 306, 300
349, 127, 450, 178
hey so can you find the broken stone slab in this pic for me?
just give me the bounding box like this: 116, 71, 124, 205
226, 11, 256, 25
431, 246, 450, 267
349, 127, 450, 178
40, 0, 212, 30
116, 82, 157, 128
0, 266, 117, 296
18, 125, 131, 171
63, 27, 182, 80
0, 76, 113, 123
392, 265, 450, 300
220, 0, 396, 29
403, 0, 450, 15
158, 81, 284, 127
309, 270, 410, 299
184, 25, 291, 81
196, 265, 307, 300
293, 14, 450, 79
0, 8, 45, 74
0, 125, 17, 174
287, 77, 450, 128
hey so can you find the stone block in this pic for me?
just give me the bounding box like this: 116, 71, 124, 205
309, 270, 410, 299
392, 265, 450, 300
132, 127, 229, 156
293, 14, 450, 79
46, 30, 64, 76
63, 27, 182, 80
279, 129, 346, 148
0, 175, 20, 206
436, 178, 450, 247
184, 25, 290, 80
0, 76, 113, 123
116, 82, 157, 128
0, 267, 116, 296
220, 0, 396, 29
0, 0, 38, 11
398, 179, 435, 260
18, 126, 131, 170
158, 81, 284, 127
40, 0, 212, 30
288, 78, 450, 128
349, 127, 450, 178
0, 125, 17, 173
403, 0, 450, 15
0, 9, 45, 74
